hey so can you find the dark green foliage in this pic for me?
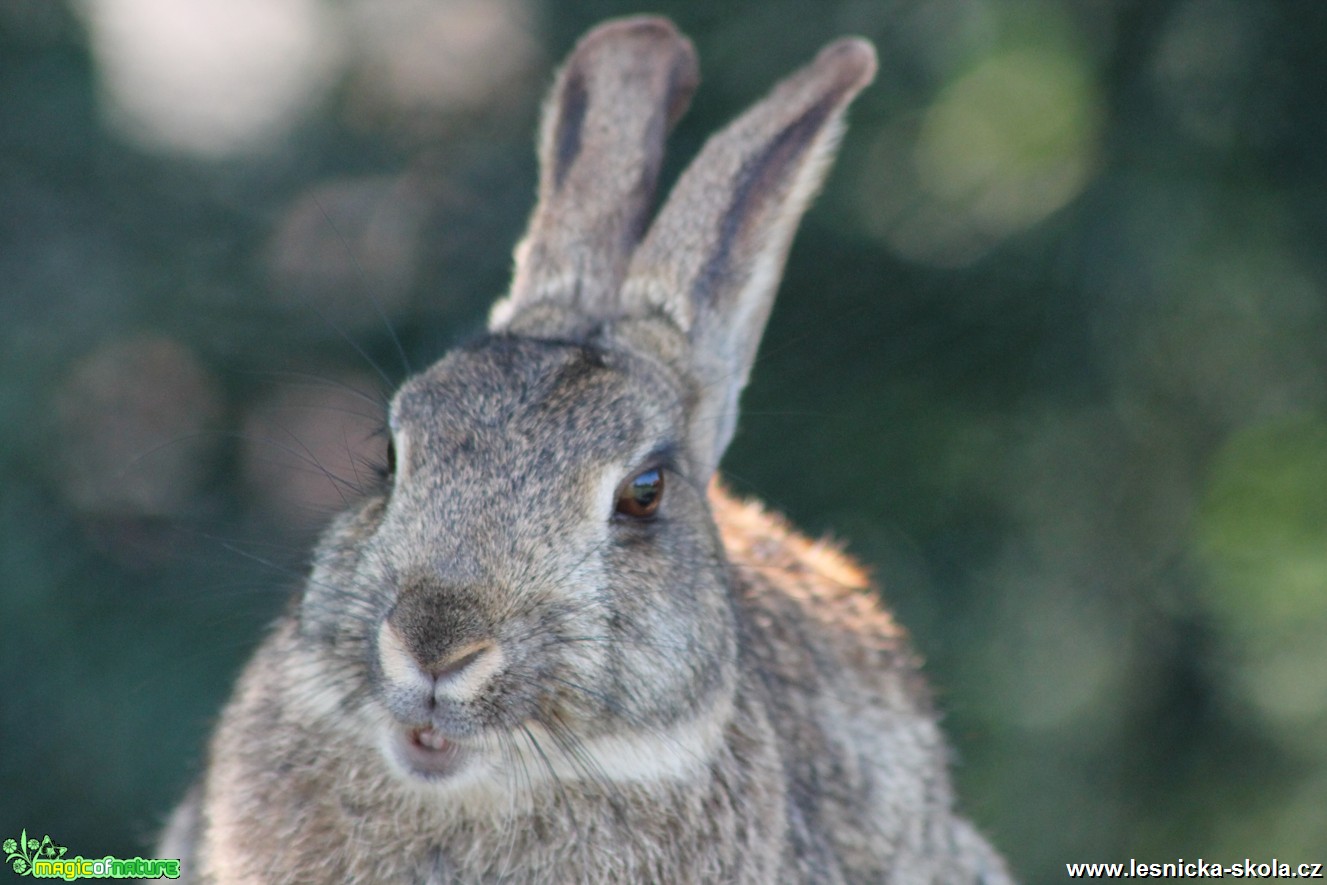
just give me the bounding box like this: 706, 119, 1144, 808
3, 2, 1324, 880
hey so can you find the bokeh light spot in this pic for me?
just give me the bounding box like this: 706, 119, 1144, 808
52, 335, 223, 518
1198, 416, 1327, 729
241, 375, 387, 534
344, 0, 537, 120
860, 46, 1100, 266
1151, 0, 1268, 149
1106, 211, 1324, 428
267, 176, 426, 331
78, 0, 341, 157
918, 50, 1098, 232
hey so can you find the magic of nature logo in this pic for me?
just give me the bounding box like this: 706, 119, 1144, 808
4, 829, 179, 880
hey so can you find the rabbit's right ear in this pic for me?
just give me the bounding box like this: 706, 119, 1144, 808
489, 17, 699, 334
621, 39, 877, 476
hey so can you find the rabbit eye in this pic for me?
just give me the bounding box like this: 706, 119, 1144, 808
384, 438, 397, 481
615, 467, 663, 519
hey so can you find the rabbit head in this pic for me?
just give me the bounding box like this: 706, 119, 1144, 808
293, 17, 877, 801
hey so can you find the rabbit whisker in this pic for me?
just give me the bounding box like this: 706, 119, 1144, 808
517, 721, 583, 842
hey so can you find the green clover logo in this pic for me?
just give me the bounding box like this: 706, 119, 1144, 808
4, 829, 65, 877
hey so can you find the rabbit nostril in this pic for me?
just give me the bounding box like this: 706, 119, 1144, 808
428, 641, 494, 682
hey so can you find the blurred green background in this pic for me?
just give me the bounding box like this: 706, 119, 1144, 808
3, 0, 1325, 880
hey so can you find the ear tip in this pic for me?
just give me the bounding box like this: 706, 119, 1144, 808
816, 37, 879, 92
581, 14, 680, 39
573, 15, 698, 65
566, 15, 700, 100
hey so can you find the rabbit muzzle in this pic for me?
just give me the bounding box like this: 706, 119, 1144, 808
372, 590, 508, 778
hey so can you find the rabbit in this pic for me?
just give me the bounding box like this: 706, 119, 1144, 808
160, 16, 1013, 884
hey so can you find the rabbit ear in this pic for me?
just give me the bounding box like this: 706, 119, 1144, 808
489, 17, 699, 333
621, 39, 876, 473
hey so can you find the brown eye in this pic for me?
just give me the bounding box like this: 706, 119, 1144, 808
615, 467, 663, 519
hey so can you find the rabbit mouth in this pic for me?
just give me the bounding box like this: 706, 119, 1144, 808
386, 724, 472, 780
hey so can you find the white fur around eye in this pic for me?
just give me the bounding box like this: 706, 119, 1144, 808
594, 467, 623, 520
384, 405, 410, 480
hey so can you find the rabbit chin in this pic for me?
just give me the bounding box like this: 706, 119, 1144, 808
379, 723, 486, 789
375, 697, 734, 799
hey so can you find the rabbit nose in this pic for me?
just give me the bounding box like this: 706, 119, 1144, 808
377, 619, 505, 705
419, 638, 504, 703
383, 576, 486, 659
426, 640, 496, 683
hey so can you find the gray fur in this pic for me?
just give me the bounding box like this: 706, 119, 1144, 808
163, 17, 1012, 884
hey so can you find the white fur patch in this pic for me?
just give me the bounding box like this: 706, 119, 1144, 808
509, 693, 733, 793
372, 693, 732, 812
545, 706, 729, 785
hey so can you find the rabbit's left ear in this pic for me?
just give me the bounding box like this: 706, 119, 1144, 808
621, 39, 876, 475
489, 17, 698, 333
